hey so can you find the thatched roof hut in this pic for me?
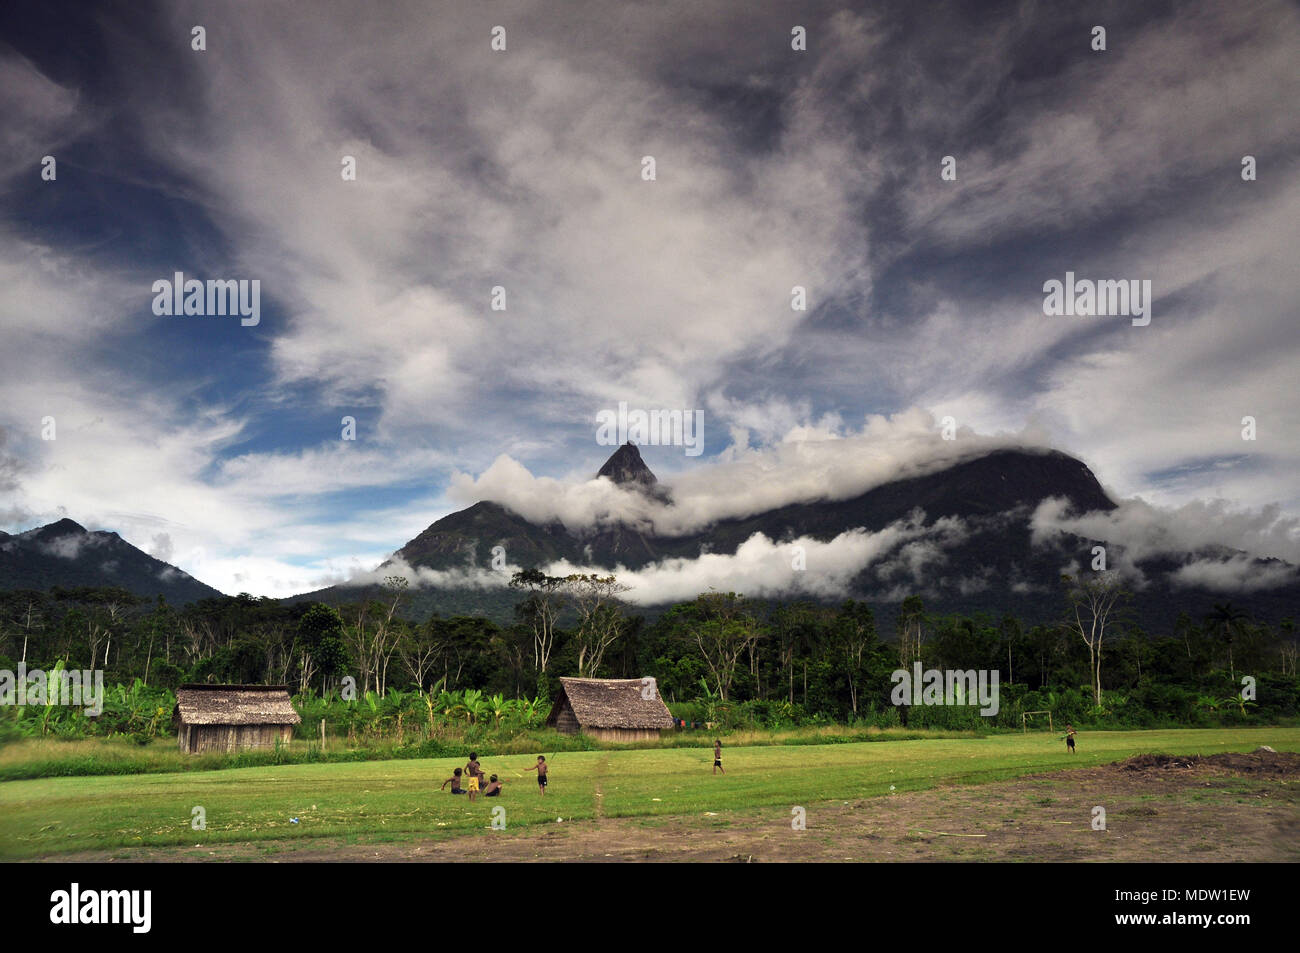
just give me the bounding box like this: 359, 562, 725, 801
547, 677, 675, 742
173, 684, 301, 754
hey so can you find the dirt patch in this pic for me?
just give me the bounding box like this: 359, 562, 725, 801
1106, 749, 1300, 778
40, 752, 1300, 863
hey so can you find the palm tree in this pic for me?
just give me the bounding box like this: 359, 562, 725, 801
1204, 603, 1250, 682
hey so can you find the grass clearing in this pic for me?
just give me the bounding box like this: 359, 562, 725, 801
1, 727, 1295, 860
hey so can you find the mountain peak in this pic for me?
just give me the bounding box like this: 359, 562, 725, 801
24, 517, 88, 539
596, 442, 658, 488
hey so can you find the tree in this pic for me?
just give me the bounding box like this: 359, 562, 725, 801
693, 591, 764, 701
18, 599, 43, 665
1204, 602, 1250, 682
896, 595, 925, 667
564, 574, 630, 677
371, 575, 409, 695
489, 623, 532, 697
1280, 618, 1297, 677
344, 602, 374, 693
1061, 571, 1129, 707
833, 600, 878, 716
999, 613, 1022, 685
398, 620, 441, 691
773, 602, 823, 704
298, 603, 347, 693
510, 569, 568, 673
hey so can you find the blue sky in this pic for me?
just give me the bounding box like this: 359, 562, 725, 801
1, 0, 1298, 597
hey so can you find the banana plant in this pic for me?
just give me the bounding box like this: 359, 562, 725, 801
488, 692, 510, 727
461, 688, 486, 725
517, 694, 546, 727
1220, 694, 1257, 717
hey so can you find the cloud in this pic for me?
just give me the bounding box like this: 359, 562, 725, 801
901, 2, 1300, 247
449, 409, 1050, 535
34, 531, 106, 560
1, 0, 1297, 602
149, 532, 174, 563
1032, 495, 1300, 592
333, 556, 516, 594
1169, 556, 1297, 593
0, 53, 84, 178
535, 512, 973, 606
1032, 496, 1300, 566
540, 526, 891, 606
343, 510, 975, 608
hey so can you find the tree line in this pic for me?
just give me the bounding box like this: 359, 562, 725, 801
0, 569, 1296, 724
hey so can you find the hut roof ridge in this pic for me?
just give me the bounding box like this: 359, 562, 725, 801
174, 685, 301, 726
554, 676, 675, 730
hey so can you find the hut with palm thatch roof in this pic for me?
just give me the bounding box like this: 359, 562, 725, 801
173, 684, 301, 753
546, 677, 675, 742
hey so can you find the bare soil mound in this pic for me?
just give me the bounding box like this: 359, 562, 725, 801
1111, 750, 1300, 778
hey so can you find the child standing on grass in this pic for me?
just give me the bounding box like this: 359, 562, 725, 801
440, 767, 466, 794
713, 739, 724, 775
465, 751, 484, 801
465, 752, 485, 784
1065, 725, 1077, 753
524, 755, 548, 794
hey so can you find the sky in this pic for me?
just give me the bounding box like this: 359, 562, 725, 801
1, 0, 1298, 598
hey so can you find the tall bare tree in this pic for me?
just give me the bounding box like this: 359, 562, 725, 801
370, 575, 409, 695
510, 569, 568, 673
693, 591, 764, 701
1280, 618, 1297, 676
565, 574, 630, 677
399, 620, 442, 691
19, 600, 42, 665
345, 603, 374, 692
1061, 571, 1129, 707
834, 600, 877, 716
896, 595, 925, 668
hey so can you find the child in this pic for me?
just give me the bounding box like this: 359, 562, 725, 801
482, 774, 506, 797
465, 751, 485, 784
440, 767, 466, 794
1065, 725, 1077, 753
465, 751, 484, 801
523, 755, 548, 795
713, 739, 724, 775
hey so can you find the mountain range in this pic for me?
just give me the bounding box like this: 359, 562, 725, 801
0, 518, 222, 605
303, 442, 1299, 632
5, 445, 1297, 633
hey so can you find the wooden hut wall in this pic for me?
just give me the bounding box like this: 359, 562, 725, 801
178, 723, 294, 753
584, 726, 663, 742
552, 697, 580, 735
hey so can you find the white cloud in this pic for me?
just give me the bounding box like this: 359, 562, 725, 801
1, 1, 1298, 604
1032, 496, 1300, 567
1170, 556, 1297, 593
540, 521, 936, 606
449, 408, 1050, 535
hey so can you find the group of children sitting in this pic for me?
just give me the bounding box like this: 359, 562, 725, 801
440, 751, 549, 800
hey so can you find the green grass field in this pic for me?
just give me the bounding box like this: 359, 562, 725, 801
2, 727, 1295, 859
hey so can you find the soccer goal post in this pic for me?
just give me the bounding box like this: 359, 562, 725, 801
1022, 710, 1052, 732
